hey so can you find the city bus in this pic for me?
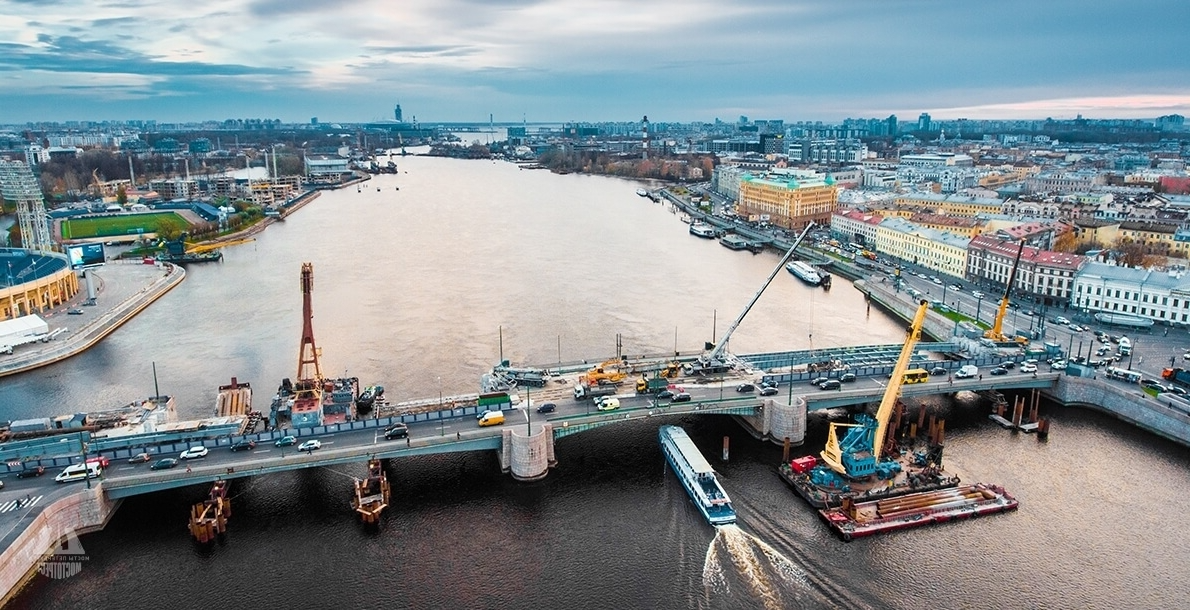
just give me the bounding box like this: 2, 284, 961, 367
902, 368, 930, 384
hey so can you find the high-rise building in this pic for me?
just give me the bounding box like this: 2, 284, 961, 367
886, 115, 898, 136
394, 104, 403, 122
918, 113, 932, 132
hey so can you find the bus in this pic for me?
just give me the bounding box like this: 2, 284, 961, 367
54, 462, 102, 484
902, 368, 930, 384
1105, 366, 1141, 383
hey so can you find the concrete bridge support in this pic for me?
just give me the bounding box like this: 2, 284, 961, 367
500, 424, 557, 482
762, 396, 807, 446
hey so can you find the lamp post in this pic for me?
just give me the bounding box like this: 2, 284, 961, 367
975, 295, 984, 326
79, 433, 90, 489
438, 376, 444, 436
526, 383, 531, 436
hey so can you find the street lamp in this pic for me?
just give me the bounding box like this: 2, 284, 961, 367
975, 295, 984, 326
438, 376, 444, 436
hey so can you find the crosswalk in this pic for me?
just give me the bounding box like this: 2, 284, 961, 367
0, 496, 44, 513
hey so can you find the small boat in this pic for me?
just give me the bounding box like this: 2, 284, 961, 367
786, 261, 823, 286
689, 222, 719, 238
659, 425, 736, 526
636, 188, 649, 197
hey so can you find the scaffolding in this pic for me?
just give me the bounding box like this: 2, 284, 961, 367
0, 161, 53, 252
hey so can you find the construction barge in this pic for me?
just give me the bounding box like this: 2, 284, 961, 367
819, 483, 1019, 541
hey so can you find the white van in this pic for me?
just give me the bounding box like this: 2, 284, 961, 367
54, 462, 102, 484
955, 365, 978, 379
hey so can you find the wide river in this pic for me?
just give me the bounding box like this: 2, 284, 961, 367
6, 153, 1189, 609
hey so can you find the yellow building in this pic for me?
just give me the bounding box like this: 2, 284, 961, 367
893, 193, 1005, 218
907, 212, 986, 239
874, 217, 970, 278
736, 170, 838, 231
1, 251, 80, 321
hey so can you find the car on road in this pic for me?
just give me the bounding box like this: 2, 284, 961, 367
735, 383, 756, 393
596, 398, 621, 411
840, 372, 857, 383
1020, 363, 1038, 373
759, 386, 779, 396
1055, 316, 1070, 325
760, 380, 778, 389
67, 308, 84, 315
819, 379, 842, 390
179, 446, 209, 460
950, 284, 963, 291
671, 393, 692, 403
972, 291, 985, 299
230, 439, 257, 452
128, 453, 151, 464
17, 465, 46, 479
810, 376, 830, 386
1050, 360, 1067, 371
990, 367, 1008, 376
656, 390, 674, 400
298, 439, 321, 452
1184, 352, 1190, 361
930, 366, 948, 376
1168, 385, 1188, 396
150, 458, 179, 471
1000, 361, 1015, 369
383, 423, 409, 439
536, 402, 557, 413
275, 435, 297, 447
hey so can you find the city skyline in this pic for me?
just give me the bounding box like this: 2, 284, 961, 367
1, 0, 1188, 124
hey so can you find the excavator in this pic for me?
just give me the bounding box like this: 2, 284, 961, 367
983, 239, 1029, 346
580, 358, 627, 387
819, 299, 930, 479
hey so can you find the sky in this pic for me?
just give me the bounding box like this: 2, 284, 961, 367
1, 0, 1189, 125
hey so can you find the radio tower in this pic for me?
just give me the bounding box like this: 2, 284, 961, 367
296, 262, 323, 382
642, 115, 650, 160
0, 160, 53, 252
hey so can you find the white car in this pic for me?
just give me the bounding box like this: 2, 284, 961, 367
1182, 352, 1190, 361
179, 446, 209, 460
298, 439, 321, 452
596, 397, 620, 411
1020, 363, 1038, 373
971, 291, 985, 299
1050, 360, 1067, 371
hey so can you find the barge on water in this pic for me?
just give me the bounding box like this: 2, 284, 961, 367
659, 425, 736, 526
719, 233, 763, 254
819, 483, 1018, 541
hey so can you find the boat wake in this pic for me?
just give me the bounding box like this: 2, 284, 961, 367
701, 524, 812, 610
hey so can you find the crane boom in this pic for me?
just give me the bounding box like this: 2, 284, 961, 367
695, 222, 816, 371
820, 300, 929, 477
985, 239, 1026, 343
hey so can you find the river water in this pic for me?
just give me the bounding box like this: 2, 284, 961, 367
7, 154, 1190, 609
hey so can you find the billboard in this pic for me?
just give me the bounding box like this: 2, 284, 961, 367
66, 243, 106, 270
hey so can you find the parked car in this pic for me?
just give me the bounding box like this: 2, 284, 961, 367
840, 372, 857, 383
179, 446, 209, 460
819, 379, 842, 390
990, 367, 1008, 376
735, 383, 756, 393
128, 453, 151, 464
759, 386, 779, 396
298, 439, 321, 452
150, 458, 179, 471
383, 423, 409, 440
17, 465, 46, 479
275, 435, 298, 447
536, 402, 557, 413
671, 393, 692, 403
230, 439, 257, 452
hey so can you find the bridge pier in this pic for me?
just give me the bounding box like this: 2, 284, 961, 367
737, 396, 806, 445
500, 424, 557, 482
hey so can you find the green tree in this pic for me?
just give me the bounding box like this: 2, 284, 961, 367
116, 185, 128, 206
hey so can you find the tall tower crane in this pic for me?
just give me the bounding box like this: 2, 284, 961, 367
820, 299, 929, 479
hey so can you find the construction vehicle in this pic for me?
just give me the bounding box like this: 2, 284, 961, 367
635, 373, 670, 394
1161, 367, 1190, 388
583, 358, 627, 386
819, 300, 930, 480
685, 223, 817, 376
983, 239, 1029, 346
574, 380, 618, 401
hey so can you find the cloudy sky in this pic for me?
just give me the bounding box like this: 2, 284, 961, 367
2, 0, 1188, 124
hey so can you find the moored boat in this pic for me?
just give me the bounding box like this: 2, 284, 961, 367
689, 222, 719, 238
786, 260, 823, 286
818, 483, 1018, 541
659, 425, 736, 526
636, 188, 649, 197
719, 234, 762, 253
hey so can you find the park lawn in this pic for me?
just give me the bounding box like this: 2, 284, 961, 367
935, 306, 991, 330
61, 212, 189, 239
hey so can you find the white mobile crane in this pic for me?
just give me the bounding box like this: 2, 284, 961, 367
683, 222, 817, 376
819, 299, 930, 479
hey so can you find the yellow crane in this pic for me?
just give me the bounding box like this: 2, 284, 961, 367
983, 239, 1028, 345
820, 300, 929, 478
